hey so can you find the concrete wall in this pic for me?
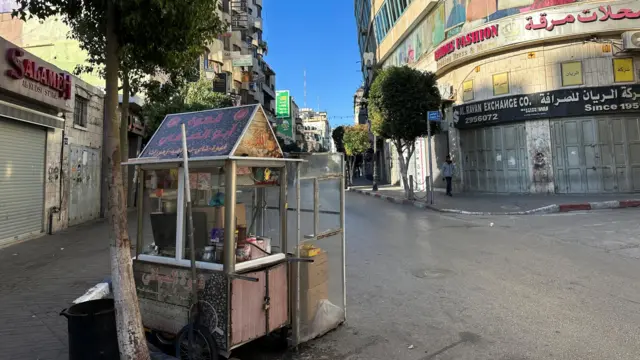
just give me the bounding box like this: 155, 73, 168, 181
45, 79, 104, 233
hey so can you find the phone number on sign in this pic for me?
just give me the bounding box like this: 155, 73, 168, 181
465, 113, 498, 124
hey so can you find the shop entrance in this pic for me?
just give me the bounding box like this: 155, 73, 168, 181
460, 123, 528, 193
0, 119, 46, 246
551, 115, 640, 193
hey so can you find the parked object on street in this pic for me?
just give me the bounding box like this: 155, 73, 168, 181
60, 299, 119, 360
124, 105, 347, 359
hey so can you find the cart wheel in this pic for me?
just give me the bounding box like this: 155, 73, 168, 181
175, 324, 219, 360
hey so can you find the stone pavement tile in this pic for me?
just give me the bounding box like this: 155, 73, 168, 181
350, 184, 640, 214
0, 213, 140, 360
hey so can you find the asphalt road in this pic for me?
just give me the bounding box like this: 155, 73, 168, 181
238, 193, 640, 360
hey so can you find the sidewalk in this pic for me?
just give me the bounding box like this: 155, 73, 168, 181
0, 215, 134, 360
349, 183, 640, 215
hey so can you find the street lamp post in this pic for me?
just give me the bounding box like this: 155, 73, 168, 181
372, 132, 378, 191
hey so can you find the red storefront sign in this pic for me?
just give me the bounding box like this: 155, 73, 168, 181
435, 25, 500, 61
5, 48, 72, 100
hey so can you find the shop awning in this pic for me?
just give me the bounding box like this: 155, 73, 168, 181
0, 99, 65, 129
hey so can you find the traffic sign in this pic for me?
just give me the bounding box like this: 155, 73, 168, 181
427, 111, 441, 121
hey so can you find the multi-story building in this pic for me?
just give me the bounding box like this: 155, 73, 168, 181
300, 108, 332, 152
356, 0, 640, 195
205, 0, 276, 116
0, 35, 105, 247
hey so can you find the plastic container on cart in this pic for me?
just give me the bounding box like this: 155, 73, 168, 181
60, 299, 119, 360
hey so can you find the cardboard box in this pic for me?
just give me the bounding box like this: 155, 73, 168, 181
300, 251, 328, 291
299, 280, 328, 323
193, 203, 246, 230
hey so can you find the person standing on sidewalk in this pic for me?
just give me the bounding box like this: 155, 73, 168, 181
442, 155, 455, 196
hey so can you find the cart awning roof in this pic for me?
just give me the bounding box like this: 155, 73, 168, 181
125, 104, 303, 166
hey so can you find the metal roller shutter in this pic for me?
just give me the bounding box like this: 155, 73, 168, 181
0, 119, 46, 245
461, 123, 529, 193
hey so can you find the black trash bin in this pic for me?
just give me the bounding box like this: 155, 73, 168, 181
60, 299, 119, 360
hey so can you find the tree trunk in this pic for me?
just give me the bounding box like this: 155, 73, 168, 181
120, 72, 130, 208
395, 140, 411, 199
105, 4, 150, 360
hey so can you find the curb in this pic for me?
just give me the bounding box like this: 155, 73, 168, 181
347, 188, 640, 215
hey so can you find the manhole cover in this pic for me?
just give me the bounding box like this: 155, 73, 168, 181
411, 268, 455, 279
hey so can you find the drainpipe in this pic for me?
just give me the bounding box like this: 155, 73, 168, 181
58, 128, 65, 219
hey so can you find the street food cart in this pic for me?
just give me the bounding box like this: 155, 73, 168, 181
124, 104, 346, 359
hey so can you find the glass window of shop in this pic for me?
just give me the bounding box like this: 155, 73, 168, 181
139, 169, 180, 259
181, 166, 283, 266
493, 72, 509, 96
463, 80, 474, 101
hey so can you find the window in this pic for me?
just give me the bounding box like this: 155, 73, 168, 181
492, 72, 509, 96
561, 61, 583, 86
381, 5, 391, 33
73, 96, 88, 127
389, 0, 398, 22
613, 58, 634, 82
256, 5, 262, 17
463, 80, 474, 101
233, 44, 242, 52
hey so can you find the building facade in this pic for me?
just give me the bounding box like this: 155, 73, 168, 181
0, 36, 104, 247
356, 0, 640, 194
300, 108, 332, 152
204, 0, 277, 115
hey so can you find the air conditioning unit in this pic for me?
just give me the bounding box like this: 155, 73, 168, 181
622, 31, 640, 51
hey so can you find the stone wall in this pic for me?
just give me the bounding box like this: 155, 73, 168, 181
45, 78, 104, 233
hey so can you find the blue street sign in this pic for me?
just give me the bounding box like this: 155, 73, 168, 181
427, 111, 441, 121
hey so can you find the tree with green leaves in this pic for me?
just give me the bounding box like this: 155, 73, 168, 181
343, 125, 370, 186
13, 1, 224, 358
332, 126, 345, 154
142, 78, 234, 140
368, 66, 441, 199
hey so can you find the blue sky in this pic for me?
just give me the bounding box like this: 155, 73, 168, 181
263, 0, 362, 127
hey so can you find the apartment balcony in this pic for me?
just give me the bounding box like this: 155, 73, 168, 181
254, 18, 262, 31
262, 82, 275, 99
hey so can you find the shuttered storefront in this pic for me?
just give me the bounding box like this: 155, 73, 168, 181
0, 119, 46, 245
460, 123, 529, 193
551, 114, 640, 193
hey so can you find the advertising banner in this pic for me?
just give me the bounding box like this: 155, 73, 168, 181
453, 84, 640, 129
276, 117, 294, 140
275, 90, 290, 118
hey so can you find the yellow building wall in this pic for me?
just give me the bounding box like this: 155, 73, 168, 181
21, 17, 104, 88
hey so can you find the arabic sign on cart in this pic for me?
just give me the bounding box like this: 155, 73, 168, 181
435, 0, 640, 69
453, 85, 640, 129
140, 105, 257, 159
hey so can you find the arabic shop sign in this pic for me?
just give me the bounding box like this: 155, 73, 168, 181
452, 85, 640, 129
433, 0, 640, 70
140, 105, 257, 159
525, 5, 640, 31
435, 25, 499, 62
